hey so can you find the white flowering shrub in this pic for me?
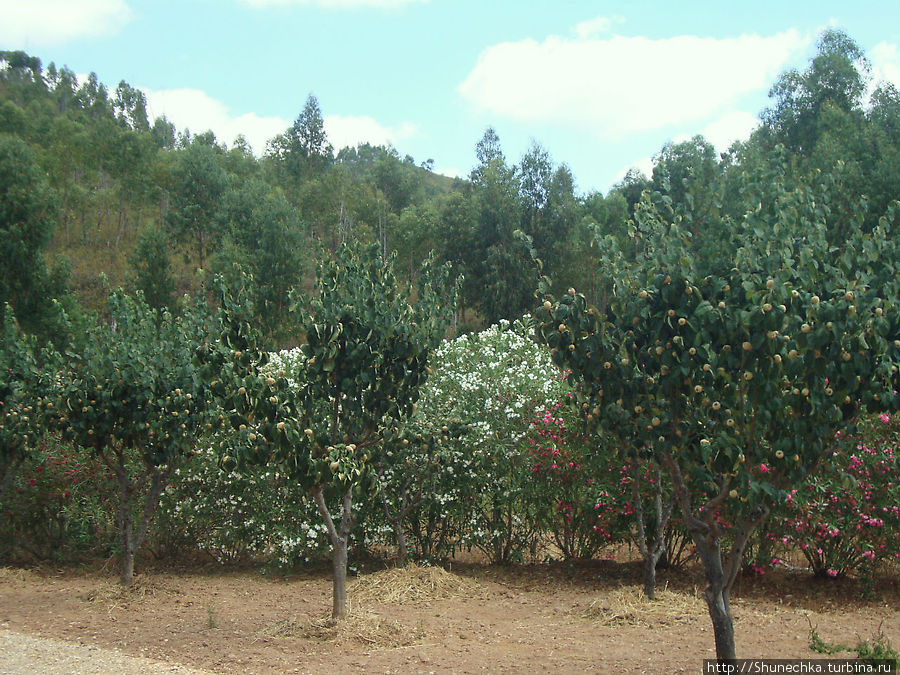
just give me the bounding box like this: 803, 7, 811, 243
154, 349, 338, 568
392, 317, 569, 562
155, 445, 332, 566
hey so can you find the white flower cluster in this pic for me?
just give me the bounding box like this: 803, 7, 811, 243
263, 347, 305, 390
384, 318, 568, 561
158, 446, 332, 566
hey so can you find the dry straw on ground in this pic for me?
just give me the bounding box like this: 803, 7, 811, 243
582, 584, 707, 627
258, 611, 424, 649
77, 574, 181, 618
0, 567, 42, 584
350, 563, 484, 606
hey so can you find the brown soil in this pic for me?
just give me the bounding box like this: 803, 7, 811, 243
1, 557, 898, 674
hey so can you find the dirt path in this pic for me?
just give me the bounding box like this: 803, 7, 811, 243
0, 563, 897, 674
0, 629, 213, 674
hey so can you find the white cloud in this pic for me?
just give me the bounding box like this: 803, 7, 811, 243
0, 0, 132, 47
573, 14, 624, 40
142, 87, 417, 156
611, 155, 655, 186
143, 88, 289, 155
240, 0, 425, 8
697, 110, 759, 151
459, 29, 810, 138
869, 41, 900, 89
324, 115, 418, 151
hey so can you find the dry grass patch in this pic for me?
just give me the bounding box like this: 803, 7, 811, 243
0, 567, 42, 584
79, 574, 176, 608
259, 610, 424, 648
582, 584, 707, 627
350, 563, 485, 606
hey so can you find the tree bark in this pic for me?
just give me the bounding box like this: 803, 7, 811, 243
116, 470, 136, 586
393, 520, 408, 564
313, 485, 355, 620
331, 534, 348, 619
694, 532, 736, 660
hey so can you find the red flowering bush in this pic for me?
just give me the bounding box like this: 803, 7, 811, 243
525, 400, 632, 560
0, 432, 117, 561
773, 411, 899, 578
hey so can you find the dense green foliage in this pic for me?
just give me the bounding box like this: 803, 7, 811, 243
52, 289, 216, 584
204, 242, 456, 617
0, 306, 53, 500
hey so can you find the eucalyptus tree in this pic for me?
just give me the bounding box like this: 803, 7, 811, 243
267, 93, 333, 182
0, 133, 70, 340
212, 179, 306, 344
165, 141, 228, 268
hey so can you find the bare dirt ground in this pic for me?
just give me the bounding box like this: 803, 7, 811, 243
1, 556, 898, 674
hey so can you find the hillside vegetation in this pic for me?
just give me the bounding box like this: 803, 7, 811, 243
1, 28, 900, 347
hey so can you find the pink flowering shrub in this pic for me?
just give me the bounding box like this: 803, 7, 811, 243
772, 411, 899, 578
525, 400, 632, 560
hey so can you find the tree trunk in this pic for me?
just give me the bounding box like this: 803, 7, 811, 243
331, 534, 348, 619
117, 471, 136, 586
393, 520, 408, 565
706, 582, 736, 662
642, 548, 664, 599
695, 536, 736, 660
630, 458, 673, 600
313, 486, 355, 620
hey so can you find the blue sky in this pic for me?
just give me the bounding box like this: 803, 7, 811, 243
3, 0, 900, 194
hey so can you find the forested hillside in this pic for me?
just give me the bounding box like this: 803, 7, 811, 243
2, 29, 899, 347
